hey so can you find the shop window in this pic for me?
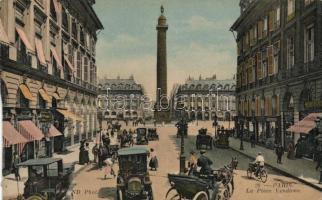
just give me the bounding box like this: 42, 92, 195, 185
287, 36, 295, 69
304, 25, 314, 63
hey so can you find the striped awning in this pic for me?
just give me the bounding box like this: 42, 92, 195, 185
19, 84, 34, 101
35, 38, 47, 66
0, 18, 9, 44
16, 26, 33, 51
39, 88, 51, 102
3, 121, 28, 155
17, 120, 44, 141
48, 125, 63, 137
64, 55, 75, 72
50, 47, 63, 69
52, 92, 62, 100
287, 113, 322, 134
56, 109, 83, 121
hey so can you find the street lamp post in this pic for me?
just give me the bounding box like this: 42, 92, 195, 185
177, 112, 187, 173
240, 114, 244, 150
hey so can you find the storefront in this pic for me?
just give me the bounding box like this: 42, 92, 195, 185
287, 113, 322, 159
2, 121, 28, 175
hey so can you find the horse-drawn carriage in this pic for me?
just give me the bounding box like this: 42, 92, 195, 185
196, 128, 213, 150
147, 128, 159, 141
17, 158, 74, 200
213, 129, 230, 149
117, 147, 153, 200
136, 128, 149, 145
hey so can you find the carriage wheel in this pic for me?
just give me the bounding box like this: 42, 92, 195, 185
165, 187, 181, 200
246, 168, 252, 179
259, 169, 268, 183
193, 191, 208, 200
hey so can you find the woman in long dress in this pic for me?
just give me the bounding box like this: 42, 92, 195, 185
149, 148, 158, 171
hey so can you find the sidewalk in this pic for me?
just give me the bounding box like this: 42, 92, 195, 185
229, 137, 322, 191
2, 143, 94, 200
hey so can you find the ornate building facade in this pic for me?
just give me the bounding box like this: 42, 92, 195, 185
170, 75, 236, 122
97, 76, 145, 122
0, 0, 103, 171
231, 0, 322, 150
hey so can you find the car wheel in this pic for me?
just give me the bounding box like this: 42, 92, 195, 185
193, 191, 208, 200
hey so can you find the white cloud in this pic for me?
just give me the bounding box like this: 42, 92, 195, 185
185, 15, 233, 31
102, 33, 141, 50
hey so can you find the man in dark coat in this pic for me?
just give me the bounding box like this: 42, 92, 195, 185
250, 133, 256, 148
197, 150, 213, 175
275, 144, 284, 164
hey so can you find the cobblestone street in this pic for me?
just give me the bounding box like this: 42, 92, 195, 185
71, 122, 322, 200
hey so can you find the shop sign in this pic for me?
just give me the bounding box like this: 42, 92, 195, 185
304, 100, 322, 110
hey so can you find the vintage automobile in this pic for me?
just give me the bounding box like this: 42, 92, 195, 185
166, 174, 228, 200
196, 128, 213, 150
147, 128, 159, 141
213, 129, 230, 149
136, 128, 149, 145
116, 146, 153, 200
17, 158, 75, 200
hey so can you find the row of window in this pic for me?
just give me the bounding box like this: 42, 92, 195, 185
237, 24, 315, 88
237, 0, 315, 55
238, 95, 280, 117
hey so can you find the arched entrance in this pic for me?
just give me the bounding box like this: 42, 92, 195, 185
225, 112, 231, 121
197, 111, 203, 120
190, 111, 196, 121
204, 112, 210, 120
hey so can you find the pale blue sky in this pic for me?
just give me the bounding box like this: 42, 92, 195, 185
93, 0, 240, 98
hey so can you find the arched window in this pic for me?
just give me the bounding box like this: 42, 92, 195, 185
17, 89, 29, 108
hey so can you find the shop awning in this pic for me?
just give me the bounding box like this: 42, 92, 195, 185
50, 47, 63, 69
3, 121, 28, 147
56, 109, 83, 121
16, 27, 33, 51
35, 38, 47, 66
287, 113, 322, 134
17, 120, 44, 141
64, 55, 75, 73
0, 19, 9, 44
52, 92, 62, 100
39, 88, 51, 102
48, 125, 63, 137
19, 84, 34, 101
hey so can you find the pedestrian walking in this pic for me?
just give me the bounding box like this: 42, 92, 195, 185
315, 151, 322, 170
287, 142, 295, 160
250, 133, 256, 148
12, 152, 21, 181
92, 144, 98, 163
149, 148, 158, 171
275, 144, 284, 164
104, 158, 116, 179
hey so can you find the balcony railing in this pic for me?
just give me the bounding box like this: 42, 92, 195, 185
17, 50, 31, 67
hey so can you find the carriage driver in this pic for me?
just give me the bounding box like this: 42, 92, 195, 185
254, 152, 265, 176
197, 150, 213, 176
